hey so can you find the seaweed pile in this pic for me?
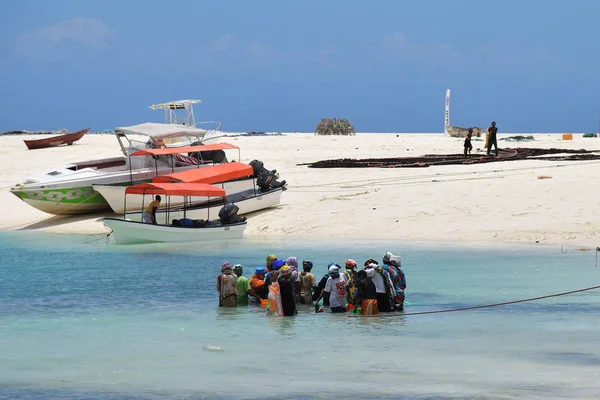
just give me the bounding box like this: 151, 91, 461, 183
300, 148, 600, 168
314, 118, 356, 136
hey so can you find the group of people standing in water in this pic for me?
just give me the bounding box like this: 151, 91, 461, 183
216, 252, 406, 316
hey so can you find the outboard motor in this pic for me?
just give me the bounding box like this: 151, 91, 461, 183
249, 159, 287, 192
218, 202, 247, 225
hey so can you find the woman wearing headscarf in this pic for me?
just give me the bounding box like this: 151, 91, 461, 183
266, 254, 277, 271
265, 259, 284, 287
344, 259, 360, 307
286, 256, 302, 303
250, 267, 268, 299
277, 265, 297, 316
216, 262, 238, 307
300, 260, 317, 304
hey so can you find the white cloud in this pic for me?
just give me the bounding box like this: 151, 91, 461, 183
14, 17, 116, 61
376, 31, 556, 71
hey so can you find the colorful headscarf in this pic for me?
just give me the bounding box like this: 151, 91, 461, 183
255, 267, 266, 275
286, 257, 298, 272
345, 259, 357, 269
221, 262, 232, 273
233, 264, 243, 276
272, 259, 285, 270
266, 254, 277, 270
302, 260, 313, 272
280, 265, 292, 275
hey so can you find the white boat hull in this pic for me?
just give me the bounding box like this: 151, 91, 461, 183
125, 188, 283, 225
94, 177, 258, 214
103, 218, 246, 245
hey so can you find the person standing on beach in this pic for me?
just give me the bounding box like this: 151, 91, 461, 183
487, 121, 498, 156
143, 195, 161, 224
464, 129, 473, 157
217, 262, 238, 307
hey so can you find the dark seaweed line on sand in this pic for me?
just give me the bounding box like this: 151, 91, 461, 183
299, 147, 600, 168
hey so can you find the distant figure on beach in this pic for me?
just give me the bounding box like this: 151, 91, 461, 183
464, 129, 473, 157
217, 262, 238, 307
487, 121, 498, 156
143, 195, 161, 224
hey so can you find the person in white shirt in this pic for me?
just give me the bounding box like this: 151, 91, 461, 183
314, 264, 348, 313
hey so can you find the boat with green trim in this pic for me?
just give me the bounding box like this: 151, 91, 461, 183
9, 122, 234, 215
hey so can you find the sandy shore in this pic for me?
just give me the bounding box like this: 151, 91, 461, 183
1, 132, 599, 247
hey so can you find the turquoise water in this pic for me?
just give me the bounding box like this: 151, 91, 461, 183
1, 231, 600, 399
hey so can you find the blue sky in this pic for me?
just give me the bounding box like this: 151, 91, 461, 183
1, 0, 599, 133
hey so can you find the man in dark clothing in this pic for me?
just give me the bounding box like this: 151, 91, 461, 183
464, 128, 473, 157
314, 273, 330, 306
487, 121, 498, 156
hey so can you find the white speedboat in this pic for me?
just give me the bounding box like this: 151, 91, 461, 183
94, 155, 253, 214
9, 123, 238, 215
103, 182, 247, 245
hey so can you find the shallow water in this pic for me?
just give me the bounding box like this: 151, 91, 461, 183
1, 231, 600, 399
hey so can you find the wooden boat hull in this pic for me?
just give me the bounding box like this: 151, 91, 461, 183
125, 187, 283, 225
103, 218, 246, 245
446, 125, 482, 138
23, 127, 90, 150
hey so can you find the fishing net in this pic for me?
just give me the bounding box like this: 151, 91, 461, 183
299, 148, 600, 168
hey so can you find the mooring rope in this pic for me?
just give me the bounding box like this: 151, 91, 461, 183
398, 285, 600, 316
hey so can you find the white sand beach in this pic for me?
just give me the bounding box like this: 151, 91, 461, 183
1, 132, 599, 247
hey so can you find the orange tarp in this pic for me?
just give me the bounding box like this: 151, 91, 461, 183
153, 162, 254, 184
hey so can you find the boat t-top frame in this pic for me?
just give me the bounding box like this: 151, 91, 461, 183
148, 99, 221, 131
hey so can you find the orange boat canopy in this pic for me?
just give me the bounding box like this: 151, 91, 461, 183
129, 142, 239, 157
153, 162, 254, 184
125, 182, 226, 197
